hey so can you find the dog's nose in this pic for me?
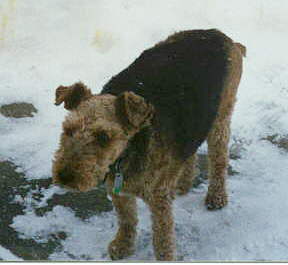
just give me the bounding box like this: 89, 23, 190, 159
57, 167, 75, 185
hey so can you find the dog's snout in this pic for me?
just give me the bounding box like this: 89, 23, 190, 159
57, 167, 75, 185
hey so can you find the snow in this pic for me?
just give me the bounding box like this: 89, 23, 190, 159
0, 246, 22, 261
1, 0, 288, 261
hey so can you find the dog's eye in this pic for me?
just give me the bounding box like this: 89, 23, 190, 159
95, 131, 110, 147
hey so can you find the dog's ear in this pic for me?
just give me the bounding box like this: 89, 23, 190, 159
55, 82, 92, 110
116, 91, 154, 131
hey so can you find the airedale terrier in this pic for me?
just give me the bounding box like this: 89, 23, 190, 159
52, 29, 245, 261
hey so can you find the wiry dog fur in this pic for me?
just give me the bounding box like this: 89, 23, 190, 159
52, 29, 245, 261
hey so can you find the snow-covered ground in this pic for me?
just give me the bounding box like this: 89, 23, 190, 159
0, 246, 22, 261
1, 0, 288, 261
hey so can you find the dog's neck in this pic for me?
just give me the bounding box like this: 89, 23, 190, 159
119, 126, 152, 177
105, 125, 181, 196
106, 126, 152, 189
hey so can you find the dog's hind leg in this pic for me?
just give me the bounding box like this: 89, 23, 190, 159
205, 115, 231, 210
108, 194, 138, 260
176, 153, 198, 195
205, 43, 243, 210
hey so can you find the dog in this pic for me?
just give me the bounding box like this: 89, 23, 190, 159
52, 29, 245, 260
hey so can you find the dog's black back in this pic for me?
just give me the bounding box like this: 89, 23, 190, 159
102, 29, 233, 159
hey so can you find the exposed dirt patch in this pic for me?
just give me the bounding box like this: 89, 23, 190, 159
35, 186, 113, 219
0, 102, 37, 118
264, 134, 288, 152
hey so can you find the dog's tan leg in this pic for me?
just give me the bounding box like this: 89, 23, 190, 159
176, 153, 198, 195
205, 42, 243, 210
205, 117, 231, 210
147, 191, 175, 261
108, 194, 138, 260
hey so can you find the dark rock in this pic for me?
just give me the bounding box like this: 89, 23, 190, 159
264, 134, 288, 151
0, 103, 37, 118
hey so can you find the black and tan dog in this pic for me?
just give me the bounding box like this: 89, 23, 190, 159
52, 29, 245, 260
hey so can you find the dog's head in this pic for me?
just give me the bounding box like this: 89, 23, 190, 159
52, 82, 154, 191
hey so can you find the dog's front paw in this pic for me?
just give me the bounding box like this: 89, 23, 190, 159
205, 191, 228, 210
108, 238, 135, 260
